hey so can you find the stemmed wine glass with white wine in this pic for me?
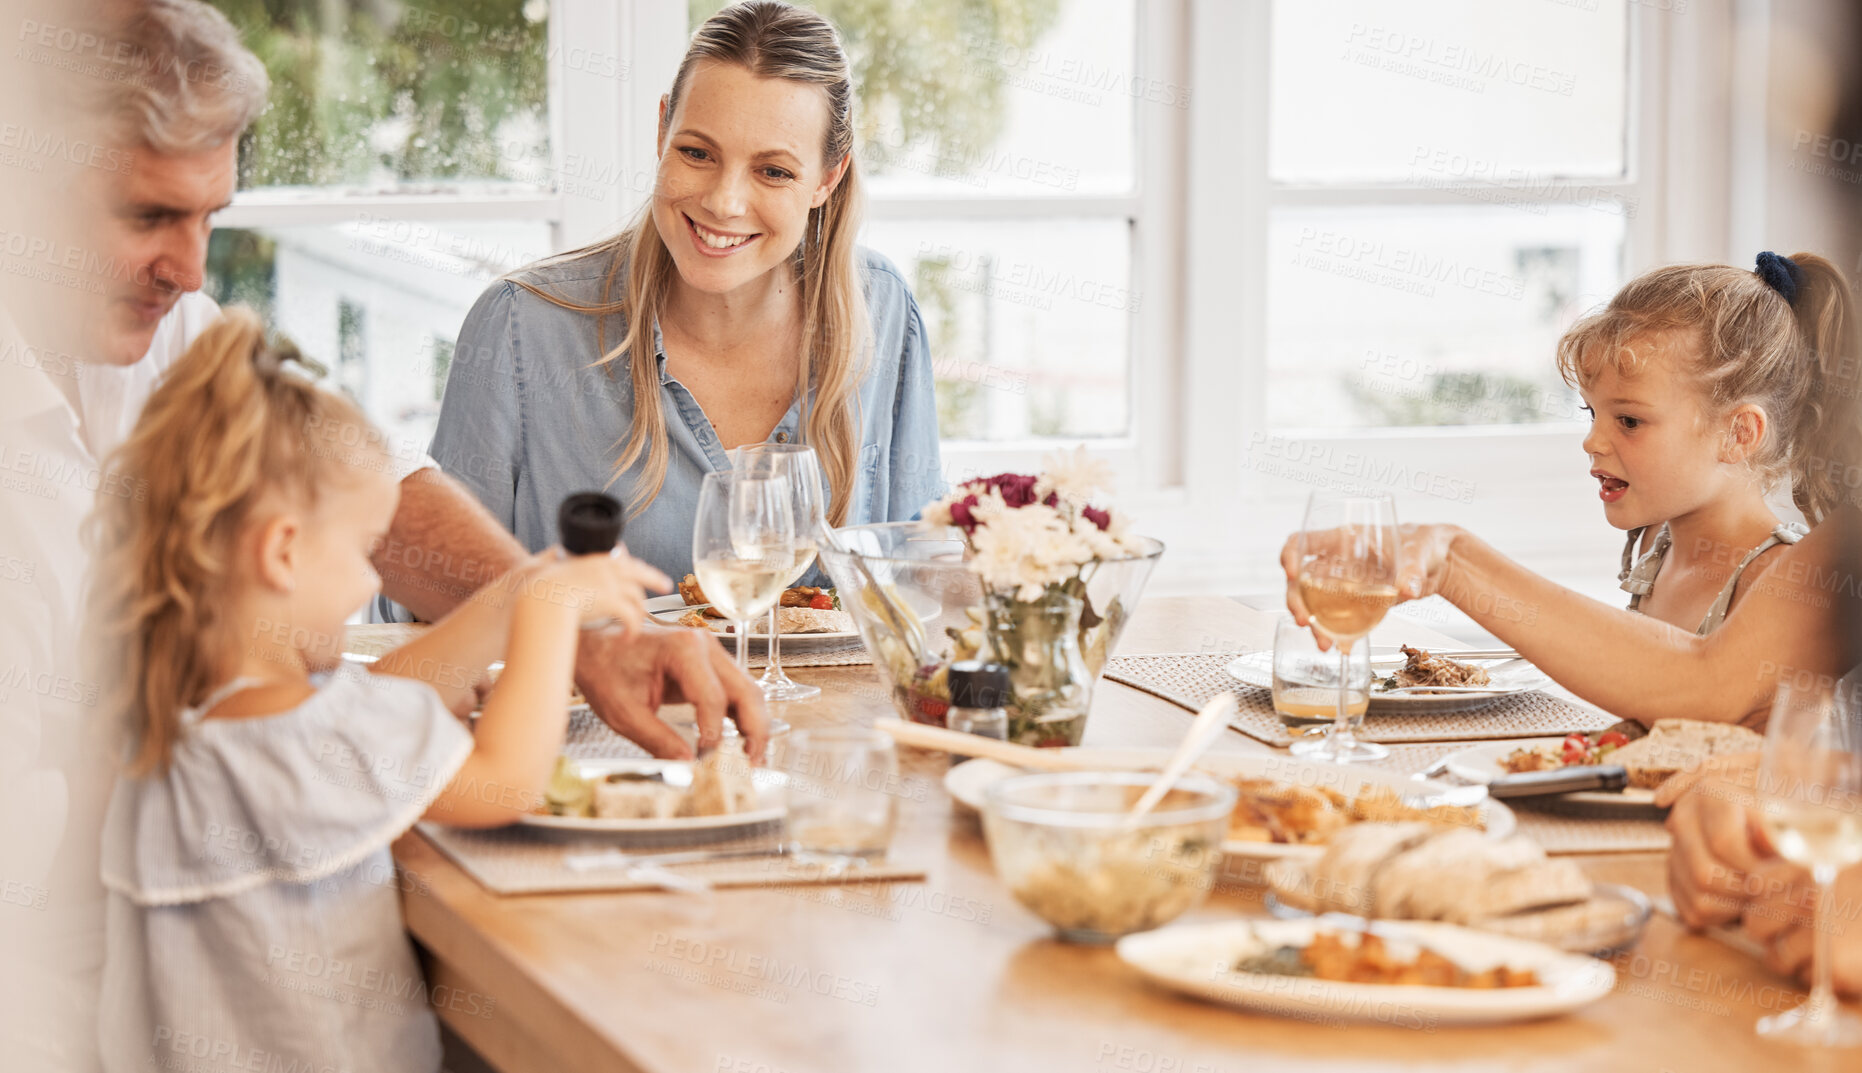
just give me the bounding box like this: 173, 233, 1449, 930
1291, 491, 1400, 763
732, 443, 826, 701
1752, 676, 1862, 1046
692, 470, 795, 678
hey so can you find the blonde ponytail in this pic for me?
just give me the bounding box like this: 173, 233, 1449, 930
88, 308, 384, 774
1781, 252, 1862, 522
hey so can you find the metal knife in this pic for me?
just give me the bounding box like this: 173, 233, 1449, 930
1486, 764, 1629, 799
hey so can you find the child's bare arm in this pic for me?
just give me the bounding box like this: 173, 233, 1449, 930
1285, 520, 1851, 725
422, 552, 671, 828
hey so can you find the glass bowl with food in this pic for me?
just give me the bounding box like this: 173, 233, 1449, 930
981, 771, 1237, 943
816, 521, 1162, 746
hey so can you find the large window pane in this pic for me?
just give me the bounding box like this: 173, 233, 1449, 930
206, 219, 552, 450
1270, 0, 1629, 184
212, 1, 550, 190
1265, 204, 1625, 430
861, 219, 1132, 440
691, 0, 1140, 196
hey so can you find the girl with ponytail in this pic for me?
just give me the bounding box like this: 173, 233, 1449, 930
1551, 251, 1862, 634
89, 309, 667, 1071
429, 0, 943, 581
1281, 251, 1862, 729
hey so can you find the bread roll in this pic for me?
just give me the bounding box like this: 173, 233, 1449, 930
1610, 719, 1764, 789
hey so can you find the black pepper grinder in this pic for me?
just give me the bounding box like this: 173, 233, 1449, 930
947, 661, 1011, 765
558, 492, 625, 629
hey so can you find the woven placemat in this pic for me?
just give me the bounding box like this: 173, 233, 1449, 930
1104, 652, 1617, 746
1507, 805, 1672, 854
416, 824, 927, 895
744, 636, 871, 668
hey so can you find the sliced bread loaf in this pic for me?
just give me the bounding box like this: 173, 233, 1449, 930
1609, 718, 1764, 789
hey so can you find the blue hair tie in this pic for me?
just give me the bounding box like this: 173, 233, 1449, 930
1755, 251, 1801, 306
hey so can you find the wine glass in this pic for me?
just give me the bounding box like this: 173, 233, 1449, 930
1752, 676, 1862, 1046
1290, 491, 1399, 763
732, 443, 827, 701
692, 471, 795, 676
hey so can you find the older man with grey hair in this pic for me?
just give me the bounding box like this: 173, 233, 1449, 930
0, 1, 761, 1068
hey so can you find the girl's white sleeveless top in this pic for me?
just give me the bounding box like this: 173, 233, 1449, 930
97, 671, 473, 1073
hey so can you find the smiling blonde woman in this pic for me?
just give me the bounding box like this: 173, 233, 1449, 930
431, 0, 944, 578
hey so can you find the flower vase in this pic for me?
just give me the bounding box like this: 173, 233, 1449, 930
984, 591, 1094, 748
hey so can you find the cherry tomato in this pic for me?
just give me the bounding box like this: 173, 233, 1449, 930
1598, 731, 1630, 749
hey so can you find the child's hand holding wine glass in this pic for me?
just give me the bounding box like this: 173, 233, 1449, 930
1289, 491, 1399, 763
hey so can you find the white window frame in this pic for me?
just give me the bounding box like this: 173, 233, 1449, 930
216, 1, 667, 243
212, 2, 1746, 600
859, 0, 1189, 504
1154, 0, 1741, 597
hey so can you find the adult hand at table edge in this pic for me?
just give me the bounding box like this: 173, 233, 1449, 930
1740, 858, 1862, 999
1660, 752, 1775, 929
574, 623, 770, 764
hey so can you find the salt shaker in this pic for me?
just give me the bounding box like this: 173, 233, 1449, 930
947, 661, 1010, 762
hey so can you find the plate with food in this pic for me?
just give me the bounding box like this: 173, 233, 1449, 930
526, 746, 786, 833
1439, 718, 1764, 809
1115, 918, 1615, 1025
943, 748, 1515, 861
1259, 822, 1651, 954
1225, 645, 1553, 715
647, 575, 858, 644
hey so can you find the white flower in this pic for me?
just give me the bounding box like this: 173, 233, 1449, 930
1035, 445, 1115, 507
969, 496, 1094, 600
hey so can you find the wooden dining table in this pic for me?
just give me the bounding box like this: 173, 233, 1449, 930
390, 595, 1858, 1073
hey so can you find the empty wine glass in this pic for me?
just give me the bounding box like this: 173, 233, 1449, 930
733, 443, 827, 702
1291, 491, 1399, 763
691, 471, 795, 676
1752, 675, 1862, 1046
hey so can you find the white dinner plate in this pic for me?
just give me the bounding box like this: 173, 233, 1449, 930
1116, 918, 1615, 1026
1225, 649, 1552, 715
1439, 738, 1661, 810
942, 747, 1515, 861
645, 594, 859, 644
521, 757, 787, 834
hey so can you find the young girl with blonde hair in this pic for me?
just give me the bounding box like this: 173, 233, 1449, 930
1560, 251, 1858, 633
1284, 251, 1861, 729
89, 309, 668, 1072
